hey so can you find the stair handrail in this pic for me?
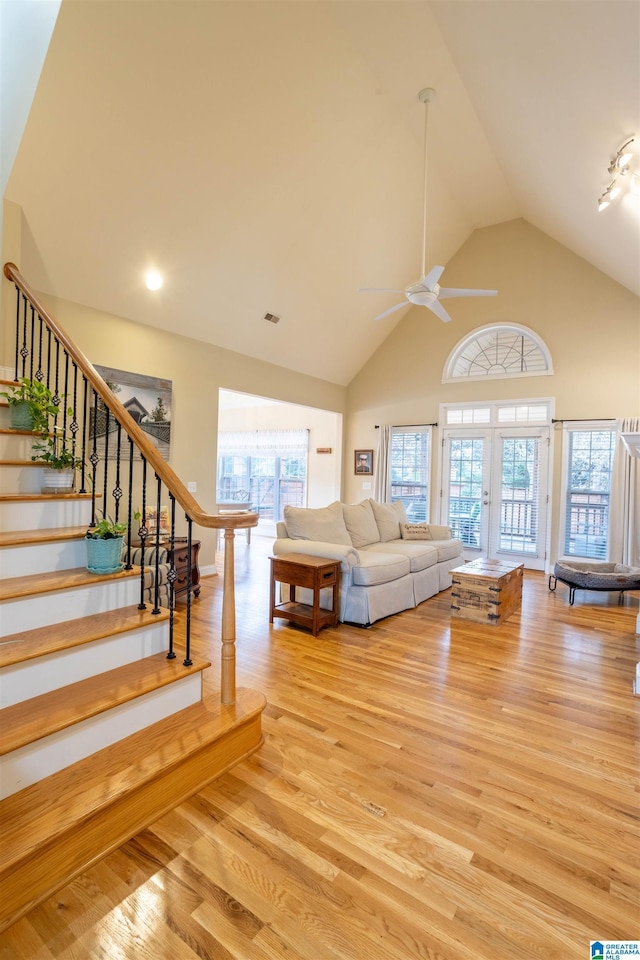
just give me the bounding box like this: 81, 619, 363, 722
3, 261, 257, 704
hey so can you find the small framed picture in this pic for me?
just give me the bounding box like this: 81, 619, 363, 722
354, 449, 373, 475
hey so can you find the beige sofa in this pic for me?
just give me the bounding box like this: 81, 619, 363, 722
273, 499, 463, 627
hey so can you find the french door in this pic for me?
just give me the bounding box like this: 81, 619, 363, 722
441, 426, 549, 570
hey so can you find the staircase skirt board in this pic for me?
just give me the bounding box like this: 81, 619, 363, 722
1, 618, 170, 706
0, 690, 266, 933
1, 668, 206, 798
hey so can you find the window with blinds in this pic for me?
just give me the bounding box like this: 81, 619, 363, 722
390, 427, 431, 522
217, 429, 309, 521
563, 426, 615, 560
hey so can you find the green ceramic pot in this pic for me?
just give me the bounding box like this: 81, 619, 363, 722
86, 535, 124, 574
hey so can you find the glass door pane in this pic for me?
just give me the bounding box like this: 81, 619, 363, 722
443, 432, 491, 552
491, 429, 548, 569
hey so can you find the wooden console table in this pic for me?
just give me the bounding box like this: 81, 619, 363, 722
269, 554, 340, 637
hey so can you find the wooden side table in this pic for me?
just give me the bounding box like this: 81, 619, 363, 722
269, 554, 340, 637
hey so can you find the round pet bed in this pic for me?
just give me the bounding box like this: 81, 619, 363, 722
548, 560, 640, 606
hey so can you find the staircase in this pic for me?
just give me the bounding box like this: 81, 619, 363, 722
0, 401, 265, 931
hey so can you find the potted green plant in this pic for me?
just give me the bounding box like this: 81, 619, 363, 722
0, 377, 59, 432
85, 515, 128, 574
31, 425, 83, 492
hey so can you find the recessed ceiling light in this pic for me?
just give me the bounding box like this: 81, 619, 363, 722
145, 270, 163, 291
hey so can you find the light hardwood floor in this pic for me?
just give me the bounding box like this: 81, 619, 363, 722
1, 537, 638, 959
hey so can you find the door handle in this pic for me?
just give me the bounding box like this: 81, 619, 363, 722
483, 500, 489, 505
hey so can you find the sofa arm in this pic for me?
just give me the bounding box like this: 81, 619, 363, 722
426, 524, 453, 540
273, 538, 360, 573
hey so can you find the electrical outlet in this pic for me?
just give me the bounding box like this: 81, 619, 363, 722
362, 481, 372, 490
187, 481, 197, 493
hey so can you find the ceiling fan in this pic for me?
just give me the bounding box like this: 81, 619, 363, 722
360, 88, 497, 324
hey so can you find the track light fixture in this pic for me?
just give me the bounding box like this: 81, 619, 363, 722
598, 136, 638, 212
607, 138, 635, 176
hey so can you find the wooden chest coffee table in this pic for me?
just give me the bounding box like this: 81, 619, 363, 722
450, 558, 524, 625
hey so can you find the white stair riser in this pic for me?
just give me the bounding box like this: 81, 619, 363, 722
0, 433, 43, 460
0, 498, 93, 530
0, 672, 203, 799
0, 538, 87, 578
0, 465, 48, 494
1, 579, 142, 636
1, 622, 169, 706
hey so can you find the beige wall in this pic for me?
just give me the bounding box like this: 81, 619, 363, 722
345, 219, 640, 562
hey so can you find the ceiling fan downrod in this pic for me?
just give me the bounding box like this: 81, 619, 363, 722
418, 88, 436, 279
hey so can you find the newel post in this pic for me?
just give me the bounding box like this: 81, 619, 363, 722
220, 526, 237, 704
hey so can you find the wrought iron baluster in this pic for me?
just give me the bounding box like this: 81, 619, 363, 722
89, 388, 99, 519
113, 422, 123, 525
36, 313, 44, 382
124, 438, 135, 569
20, 294, 28, 377
29, 305, 35, 381
183, 516, 193, 667
138, 455, 148, 610
152, 474, 162, 615
13, 285, 20, 380
167, 494, 176, 659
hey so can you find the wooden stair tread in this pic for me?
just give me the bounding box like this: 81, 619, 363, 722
0, 492, 93, 502
0, 652, 211, 756
0, 564, 140, 601
0, 688, 266, 873
0, 605, 171, 668
0, 524, 88, 547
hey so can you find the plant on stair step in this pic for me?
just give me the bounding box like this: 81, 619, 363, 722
0, 377, 60, 432
85, 514, 128, 574
31, 424, 83, 492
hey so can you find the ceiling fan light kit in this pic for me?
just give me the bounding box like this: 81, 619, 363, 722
360, 87, 497, 324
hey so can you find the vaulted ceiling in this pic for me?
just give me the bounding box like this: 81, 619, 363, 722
6, 1, 639, 386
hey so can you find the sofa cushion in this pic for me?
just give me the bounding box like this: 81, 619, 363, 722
400, 522, 432, 540
428, 538, 464, 563
342, 499, 380, 548
284, 501, 352, 546
360, 540, 437, 573
370, 499, 407, 542
351, 550, 410, 587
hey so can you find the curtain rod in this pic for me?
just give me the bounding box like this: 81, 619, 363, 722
375, 422, 437, 429
552, 418, 615, 423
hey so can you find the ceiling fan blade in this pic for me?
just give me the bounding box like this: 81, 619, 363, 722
359, 287, 405, 294
374, 302, 408, 321
421, 265, 445, 289
424, 298, 452, 323
438, 287, 497, 300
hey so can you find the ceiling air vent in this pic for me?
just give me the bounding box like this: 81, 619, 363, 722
264, 312, 280, 324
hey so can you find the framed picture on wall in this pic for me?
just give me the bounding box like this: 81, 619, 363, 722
354, 449, 373, 475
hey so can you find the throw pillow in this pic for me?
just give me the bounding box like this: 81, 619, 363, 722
370, 499, 407, 542
342, 499, 380, 548
284, 501, 352, 546
400, 522, 432, 540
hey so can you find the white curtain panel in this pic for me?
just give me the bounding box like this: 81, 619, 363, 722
218, 429, 309, 457
374, 425, 391, 502
609, 417, 640, 566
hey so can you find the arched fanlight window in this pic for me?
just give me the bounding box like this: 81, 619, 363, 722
443, 323, 553, 383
